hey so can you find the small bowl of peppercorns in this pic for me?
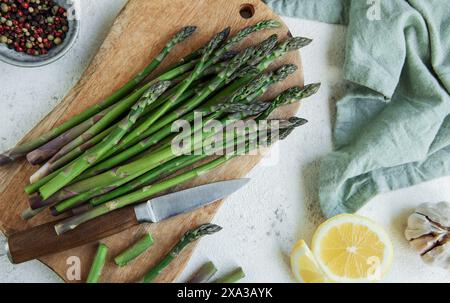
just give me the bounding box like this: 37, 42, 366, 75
0, 0, 80, 67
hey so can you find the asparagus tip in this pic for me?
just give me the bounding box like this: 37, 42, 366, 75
304, 82, 321, 96
286, 36, 313, 51
258, 19, 282, 29
176, 26, 198, 42
273, 64, 298, 82
288, 117, 309, 127
185, 224, 222, 240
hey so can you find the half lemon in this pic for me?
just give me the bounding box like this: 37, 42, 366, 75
311, 214, 393, 283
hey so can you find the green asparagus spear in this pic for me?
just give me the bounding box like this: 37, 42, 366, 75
257, 83, 321, 120
256, 36, 312, 71
142, 224, 222, 283
0, 27, 196, 165
114, 233, 154, 267
38, 81, 171, 200
135, 26, 197, 84
86, 243, 109, 283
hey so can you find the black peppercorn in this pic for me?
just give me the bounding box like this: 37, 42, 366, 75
0, 0, 70, 56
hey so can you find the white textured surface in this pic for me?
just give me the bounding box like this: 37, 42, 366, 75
1, 1, 449, 283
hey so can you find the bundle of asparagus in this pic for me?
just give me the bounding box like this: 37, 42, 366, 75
0, 20, 320, 234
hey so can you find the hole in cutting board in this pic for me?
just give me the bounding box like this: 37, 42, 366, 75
240, 4, 255, 19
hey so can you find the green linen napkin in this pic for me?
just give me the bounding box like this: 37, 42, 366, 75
264, 0, 450, 217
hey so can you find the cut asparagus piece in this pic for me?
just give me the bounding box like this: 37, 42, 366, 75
142, 224, 222, 283
38, 81, 171, 200
0, 27, 196, 165
213, 267, 245, 283
114, 233, 154, 267
188, 261, 218, 283
86, 243, 109, 283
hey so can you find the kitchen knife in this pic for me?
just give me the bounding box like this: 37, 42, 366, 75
6, 179, 249, 264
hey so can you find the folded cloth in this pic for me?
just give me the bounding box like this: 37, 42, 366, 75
264, 0, 450, 217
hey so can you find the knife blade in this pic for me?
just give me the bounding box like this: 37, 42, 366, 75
7, 179, 250, 264
134, 178, 249, 223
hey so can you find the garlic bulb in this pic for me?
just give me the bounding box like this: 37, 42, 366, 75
405, 202, 450, 269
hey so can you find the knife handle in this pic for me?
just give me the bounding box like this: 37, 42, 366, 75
7, 206, 139, 264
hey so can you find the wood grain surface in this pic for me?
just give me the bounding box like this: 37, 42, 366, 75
0, 0, 303, 282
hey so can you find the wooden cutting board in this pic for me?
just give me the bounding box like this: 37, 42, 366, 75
0, 0, 303, 282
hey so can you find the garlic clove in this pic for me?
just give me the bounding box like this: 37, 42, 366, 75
409, 235, 439, 255
405, 213, 435, 240
422, 240, 450, 269
416, 202, 450, 227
